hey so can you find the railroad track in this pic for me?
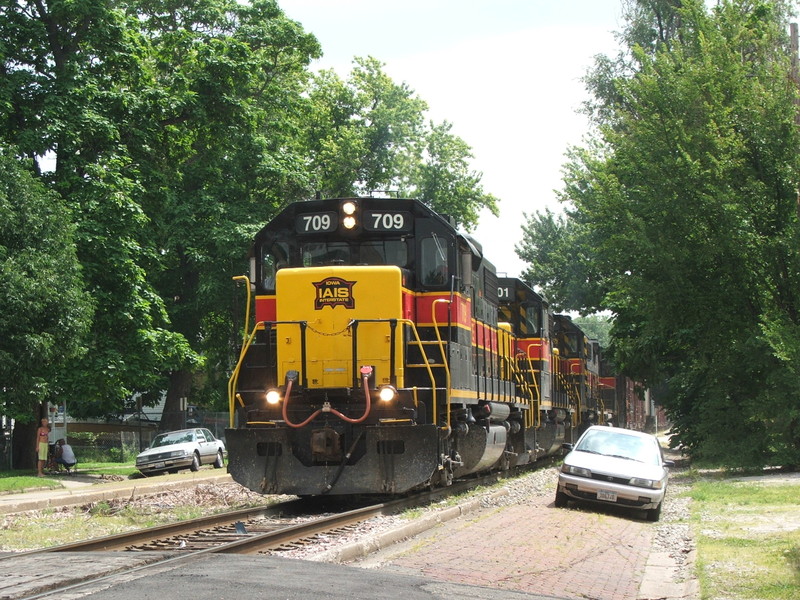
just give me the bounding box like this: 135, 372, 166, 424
2, 474, 507, 600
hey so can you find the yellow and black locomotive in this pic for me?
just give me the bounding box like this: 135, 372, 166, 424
226, 197, 606, 496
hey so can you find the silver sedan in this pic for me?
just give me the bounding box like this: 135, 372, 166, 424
136, 428, 227, 476
555, 426, 673, 521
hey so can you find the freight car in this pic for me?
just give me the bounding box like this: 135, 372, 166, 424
226, 197, 607, 496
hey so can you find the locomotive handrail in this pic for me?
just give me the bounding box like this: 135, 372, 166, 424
512, 352, 540, 429
397, 318, 447, 430
227, 318, 264, 428
431, 299, 452, 431
520, 341, 544, 428
232, 275, 252, 346
228, 275, 254, 428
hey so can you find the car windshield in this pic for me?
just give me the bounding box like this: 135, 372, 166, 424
151, 432, 193, 448
575, 429, 660, 465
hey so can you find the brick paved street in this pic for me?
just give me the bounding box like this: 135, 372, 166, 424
353, 472, 662, 600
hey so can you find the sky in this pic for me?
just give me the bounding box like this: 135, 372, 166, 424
278, 0, 625, 277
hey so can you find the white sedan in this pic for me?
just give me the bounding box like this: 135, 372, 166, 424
555, 426, 673, 521
136, 428, 226, 476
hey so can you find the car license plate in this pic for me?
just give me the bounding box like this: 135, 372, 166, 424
153, 461, 165, 469
597, 489, 617, 502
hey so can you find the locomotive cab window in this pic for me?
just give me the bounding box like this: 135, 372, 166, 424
302, 242, 351, 266
523, 304, 541, 336
420, 235, 448, 286
358, 240, 408, 267
261, 241, 290, 291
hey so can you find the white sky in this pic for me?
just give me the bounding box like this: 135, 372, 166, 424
278, 0, 624, 277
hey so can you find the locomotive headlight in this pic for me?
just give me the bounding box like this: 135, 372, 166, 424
341, 200, 358, 229
266, 389, 282, 405
378, 385, 397, 402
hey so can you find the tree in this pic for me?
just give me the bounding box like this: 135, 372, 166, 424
124, 0, 321, 427
403, 120, 499, 231
305, 57, 498, 230
1, 1, 500, 436
303, 56, 428, 197
0, 0, 321, 427
1, 0, 197, 417
519, 0, 800, 466
0, 148, 92, 467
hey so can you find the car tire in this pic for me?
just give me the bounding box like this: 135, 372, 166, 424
190, 453, 200, 472
555, 489, 569, 508
213, 451, 224, 469
646, 502, 662, 522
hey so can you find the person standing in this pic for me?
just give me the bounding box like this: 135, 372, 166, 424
35, 418, 50, 477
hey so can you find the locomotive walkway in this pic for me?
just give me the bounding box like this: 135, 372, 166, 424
1, 466, 696, 600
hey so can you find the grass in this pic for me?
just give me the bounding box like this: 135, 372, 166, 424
0, 462, 140, 493
0, 472, 62, 492
688, 478, 800, 600
0, 468, 266, 552
0, 500, 215, 551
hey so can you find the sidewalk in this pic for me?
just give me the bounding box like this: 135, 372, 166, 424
0, 470, 233, 515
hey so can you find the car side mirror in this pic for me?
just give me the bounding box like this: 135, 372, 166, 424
561, 443, 574, 451
664, 460, 675, 468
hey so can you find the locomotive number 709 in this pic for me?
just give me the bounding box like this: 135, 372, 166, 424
296, 212, 336, 233
371, 212, 404, 230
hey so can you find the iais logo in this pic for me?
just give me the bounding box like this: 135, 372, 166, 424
312, 277, 356, 310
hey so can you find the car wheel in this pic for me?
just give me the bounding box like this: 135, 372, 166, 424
555, 489, 569, 508
213, 451, 224, 469
190, 452, 200, 472
646, 502, 662, 522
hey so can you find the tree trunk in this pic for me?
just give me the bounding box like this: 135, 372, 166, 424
160, 370, 193, 431
11, 404, 46, 470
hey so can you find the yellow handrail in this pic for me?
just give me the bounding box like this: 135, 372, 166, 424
232, 275, 252, 347
227, 320, 262, 428
431, 299, 452, 431
227, 275, 256, 428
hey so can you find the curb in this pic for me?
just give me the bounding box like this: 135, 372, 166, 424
638, 548, 699, 600
314, 488, 510, 563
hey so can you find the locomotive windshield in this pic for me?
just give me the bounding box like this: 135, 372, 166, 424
259, 238, 410, 290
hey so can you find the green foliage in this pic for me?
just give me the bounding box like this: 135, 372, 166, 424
68, 431, 98, 446
304, 57, 428, 197
0, 148, 92, 420
519, 0, 800, 467
0, 1, 500, 426
572, 314, 613, 348
405, 121, 499, 231
305, 57, 498, 230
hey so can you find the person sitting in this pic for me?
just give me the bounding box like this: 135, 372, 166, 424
54, 439, 77, 474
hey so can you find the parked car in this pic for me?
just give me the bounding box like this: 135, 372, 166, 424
555, 425, 673, 521
135, 428, 226, 476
